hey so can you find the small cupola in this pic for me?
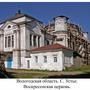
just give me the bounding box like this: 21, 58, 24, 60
54, 15, 69, 31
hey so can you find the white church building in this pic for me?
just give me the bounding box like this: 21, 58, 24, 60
29, 43, 73, 71
0, 11, 74, 71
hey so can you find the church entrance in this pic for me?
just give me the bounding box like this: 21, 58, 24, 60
7, 57, 13, 68
5, 52, 13, 69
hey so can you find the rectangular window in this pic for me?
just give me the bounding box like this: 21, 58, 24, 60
8, 36, 11, 47
27, 60, 30, 68
38, 36, 40, 47
33, 35, 36, 47
44, 56, 47, 63
5, 37, 7, 48
53, 55, 57, 62
35, 56, 38, 63
46, 40, 49, 45
12, 35, 14, 47
30, 34, 32, 46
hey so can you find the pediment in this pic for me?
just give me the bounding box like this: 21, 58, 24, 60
1, 21, 19, 31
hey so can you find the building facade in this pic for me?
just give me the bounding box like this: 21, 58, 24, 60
29, 44, 73, 71
0, 12, 53, 69
0, 11, 89, 70
46, 16, 89, 66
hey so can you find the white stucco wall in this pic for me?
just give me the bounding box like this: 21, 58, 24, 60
21, 57, 31, 69
13, 50, 20, 69
28, 51, 64, 71
20, 24, 26, 50
24, 49, 73, 71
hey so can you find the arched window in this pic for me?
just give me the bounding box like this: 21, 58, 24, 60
7, 25, 11, 29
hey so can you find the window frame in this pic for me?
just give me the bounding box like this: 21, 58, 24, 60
30, 34, 32, 46
5, 36, 7, 48
8, 36, 11, 47
35, 56, 38, 63
44, 56, 47, 63
53, 55, 58, 63
38, 36, 40, 47
27, 60, 30, 68
33, 35, 36, 47
12, 35, 14, 47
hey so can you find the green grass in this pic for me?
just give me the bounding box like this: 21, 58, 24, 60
11, 73, 32, 78
6, 69, 50, 78
6, 65, 90, 78
64, 65, 90, 72
12, 73, 48, 78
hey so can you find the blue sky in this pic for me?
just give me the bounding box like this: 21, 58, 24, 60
0, 2, 90, 37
